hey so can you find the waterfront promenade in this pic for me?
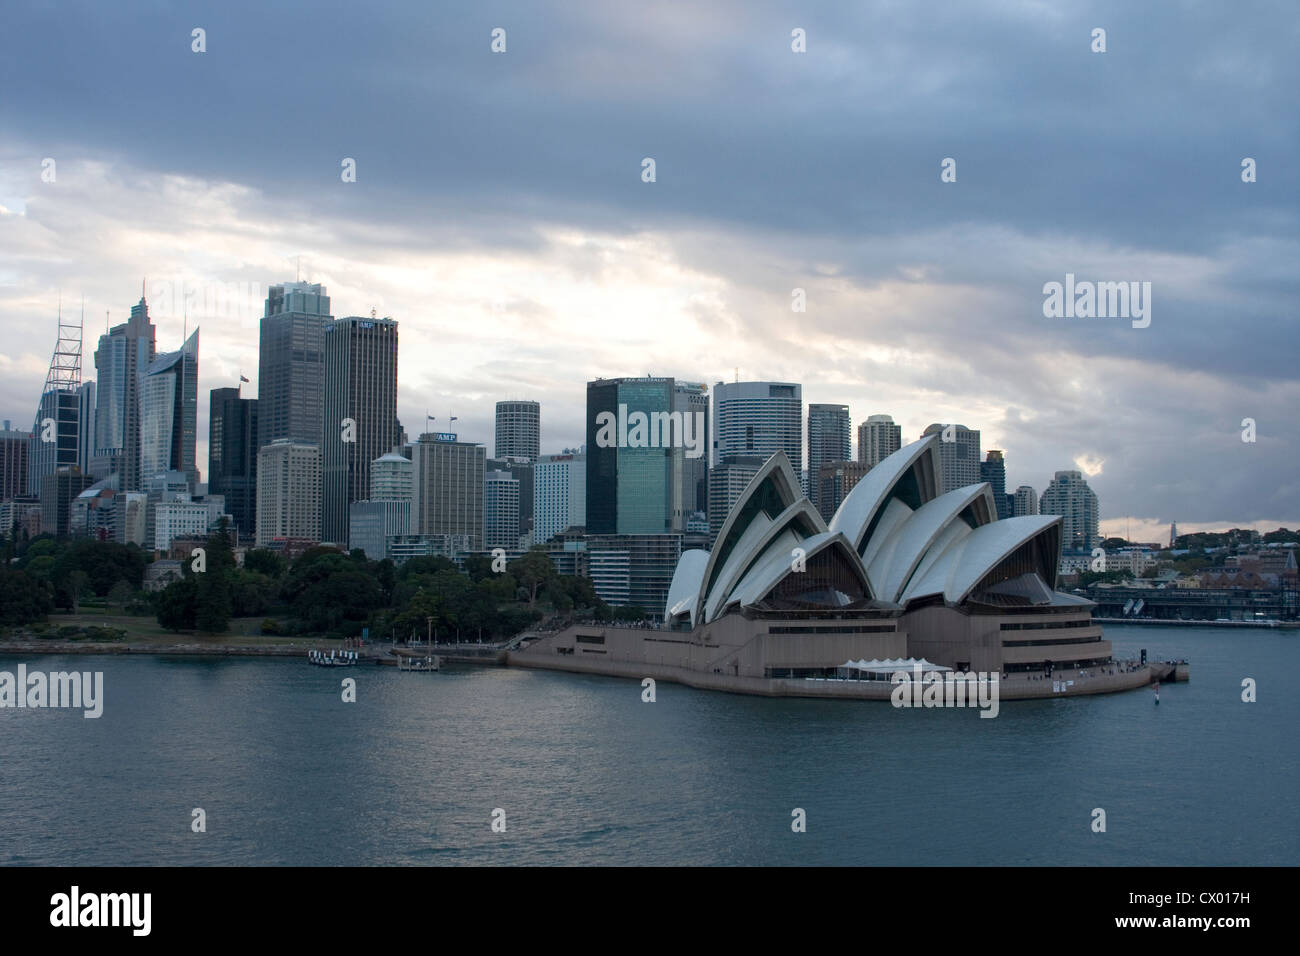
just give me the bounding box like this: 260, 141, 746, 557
506, 646, 1183, 701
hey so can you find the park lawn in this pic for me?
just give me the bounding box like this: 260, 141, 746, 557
45, 611, 329, 647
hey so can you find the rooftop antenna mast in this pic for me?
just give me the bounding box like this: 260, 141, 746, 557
43, 289, 83, 394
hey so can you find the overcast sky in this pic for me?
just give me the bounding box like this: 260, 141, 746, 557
1, 0, 1296, 540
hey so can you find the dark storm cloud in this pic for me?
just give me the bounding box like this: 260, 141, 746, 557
4, 0, 1294, 244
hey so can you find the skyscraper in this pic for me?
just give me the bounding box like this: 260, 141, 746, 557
30, 306, 86, 495
411, 434, 485, 550
1040, 470, 1100, 551
534, 451, 586, 544
807, 403, 850, 518
1, 421, 31, 501
256, 439, 321, 547
29, 390, 80, 498
487, 457, 534, 544
816, 459, 870, 523
858, 414, 901, 467
921, 423, 981, 494
40, 467, 94, 538
707, 455, 766, 535
93, 294, 156, 491
349, 450, 414, 560
586, 376, 689, 535
674, 382, 710, 522
484, 469, 522, 551
208, 387, 259, 538
321, 315, 399, 544
257, 282, 332, 447
494, 400, 540, 462
1012, 485, 1039, 517
140, 329, 199, 488
712, 381, 802, 473
370, 450, 414, 504
76, 382, 96, 478
980, 449, 1010, 520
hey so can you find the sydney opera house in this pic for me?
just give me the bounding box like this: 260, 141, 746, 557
511, 435, 1169, 700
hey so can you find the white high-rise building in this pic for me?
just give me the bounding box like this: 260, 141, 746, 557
858, 414, 901, 467
534, 451, 586, 545
484, 469, 521, 551
256, 439, 321, 547
1012, 485, 1039, 517
921, 423, 981, 494
713, 381, 802, 473
1040, 470, 1099, 551
371, 450, 414, 503
154, 500, 211, 551
494, 400, 540, 462
347, 450, 414, 559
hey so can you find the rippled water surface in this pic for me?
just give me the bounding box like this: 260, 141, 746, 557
1, 625, 1294, 865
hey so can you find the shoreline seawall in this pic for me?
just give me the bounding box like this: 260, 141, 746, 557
506, 648, 1173, 701
0, 639, 318, 658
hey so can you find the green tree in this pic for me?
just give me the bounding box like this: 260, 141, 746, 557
193, 525, 235, 633
396, 555, 458, 579
508, 548, 556, 608
24, 555, 55, 582
374, 558, 396, 603
156, 576, 199, 631
20, 538, 58, 564
229, 569, 276, 617
66, 569, 89, 614
464, 553, 497, 582
243, 548, 285, 578
107, 579, 135, 613
0, 567, 54, 625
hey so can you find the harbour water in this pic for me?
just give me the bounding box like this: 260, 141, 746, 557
1, 625, 1295, 866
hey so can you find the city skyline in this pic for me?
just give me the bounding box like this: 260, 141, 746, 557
1, 2, 1296, 541
1, 284, 1294, 543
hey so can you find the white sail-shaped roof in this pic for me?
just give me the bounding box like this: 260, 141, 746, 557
901, 515, 1062, 606
725, 531, 868, 614
664, 441, 1078, 623
665, 549, 710, 625
830, 435, 940, 557
696, 452, 808, 611
869, 483, 998, 603
702, 499, 825, 623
